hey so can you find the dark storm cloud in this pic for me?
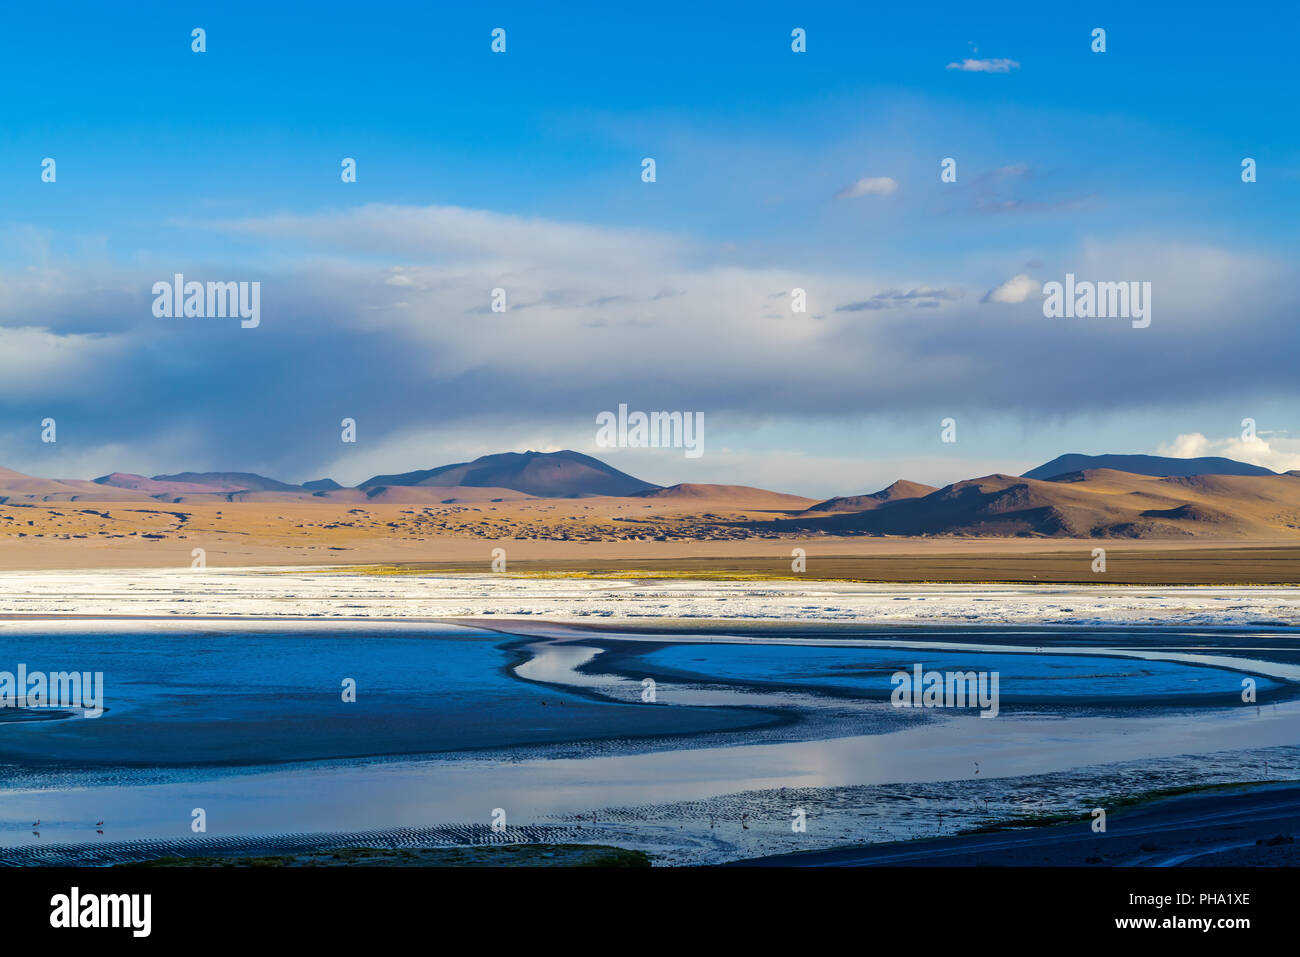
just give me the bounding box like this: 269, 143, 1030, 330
2, 206, 1296, 481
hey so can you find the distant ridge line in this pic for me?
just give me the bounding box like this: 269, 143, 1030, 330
1022, 453, 1274, 481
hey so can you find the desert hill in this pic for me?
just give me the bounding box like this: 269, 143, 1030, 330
302, 478, 342, 491
0, 466, 154, 503
634, 483, 817, 509
360, 450, 660, 498
353, 485, 537, 504
153, 471, 303, 492
805, 480, 937, 513
766, 469, 1300, 539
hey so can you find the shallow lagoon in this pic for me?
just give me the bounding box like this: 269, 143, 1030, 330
2, 623, 1293, 770
634, 643, 1287, 706
3, 620, 1299, 859
0, 625, 776, 767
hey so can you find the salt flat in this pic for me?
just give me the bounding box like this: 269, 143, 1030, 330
0, 567, 1295, 625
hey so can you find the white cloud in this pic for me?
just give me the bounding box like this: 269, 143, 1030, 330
199, 203, 688, 276
946, 58, 1020, 73
981, 274, 1040, 304
1161, 433, 1212, 458
0, 326, 123, 398
1157, 432, 1300, 474
834, 177, 899, 199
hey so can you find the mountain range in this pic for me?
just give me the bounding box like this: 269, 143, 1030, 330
780, 469, 1300, 539
1, 449, 1296, 540
1022, 453, 1275, 481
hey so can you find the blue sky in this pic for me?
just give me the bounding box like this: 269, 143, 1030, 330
2, 1, 1297, 496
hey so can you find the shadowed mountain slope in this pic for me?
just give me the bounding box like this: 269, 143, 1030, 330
359, 450, 661, 498
1024, 453, 1275, 481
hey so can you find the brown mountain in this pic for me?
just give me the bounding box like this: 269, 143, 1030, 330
93, 472, 247, 496
635, 483, 816, 509
0, 466, 153, 503
150, 471, 303, 492
360, 450, 660, 498
95, 471, 302, 495
804, 480, 938, 514
353, 485, 537, 504
764, 469, 1300, 539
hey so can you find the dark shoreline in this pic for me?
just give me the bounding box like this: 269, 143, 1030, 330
725, 781, 1300, 867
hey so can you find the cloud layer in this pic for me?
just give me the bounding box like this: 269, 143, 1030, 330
1, 205, 1297, 488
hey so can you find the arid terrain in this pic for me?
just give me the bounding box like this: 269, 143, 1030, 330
2, 450, 1298, 581
1, 495, 1299, 583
